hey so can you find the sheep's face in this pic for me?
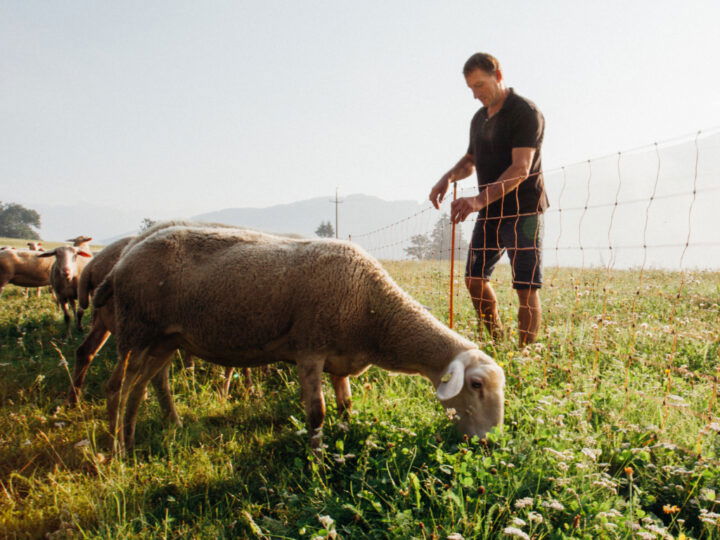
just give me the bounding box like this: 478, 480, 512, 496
38, 247, 92, 281
435, 349, 505, 439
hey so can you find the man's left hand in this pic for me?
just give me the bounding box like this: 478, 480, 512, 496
450, 196, 484, 223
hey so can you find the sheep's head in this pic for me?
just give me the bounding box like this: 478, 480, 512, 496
435, 349, 505, 439
39, 247, 92, 281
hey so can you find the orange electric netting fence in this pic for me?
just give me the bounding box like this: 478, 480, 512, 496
348, 128, 720, 461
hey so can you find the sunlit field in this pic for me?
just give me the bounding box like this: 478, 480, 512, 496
0, 259, 719, 538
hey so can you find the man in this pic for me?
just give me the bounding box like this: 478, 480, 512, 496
429, 52, 548, 346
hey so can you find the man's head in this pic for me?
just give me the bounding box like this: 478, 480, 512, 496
463, 52, 505, 109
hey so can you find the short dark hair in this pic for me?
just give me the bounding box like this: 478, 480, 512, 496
463, 53, 501, 77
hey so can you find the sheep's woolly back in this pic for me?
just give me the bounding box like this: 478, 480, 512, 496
120, 220, 248, 259
108, 225, 475, 378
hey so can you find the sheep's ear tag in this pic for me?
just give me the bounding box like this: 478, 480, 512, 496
436, 359, 465, 401
78, 250, 92, 258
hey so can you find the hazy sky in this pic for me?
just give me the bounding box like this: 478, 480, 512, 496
3, 1, 720, 220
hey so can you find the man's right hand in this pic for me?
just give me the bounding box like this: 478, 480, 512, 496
429, 175, 451, 209
429, 154, 475, 209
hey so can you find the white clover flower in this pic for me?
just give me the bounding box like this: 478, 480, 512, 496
699, 509, 720, 524
527, 511, 543, 524
581, 447, 601, 461
592, 478, 619, 494
510, 517, 526, 527
447, 534, 465, 540
502, 527, 529, 540
636, 532, 656, 540
602, 522, 618, 530
557, 462, 569, 472
445, 408, 459, 421
542, 499, 565, 511
646, 524, 671, 538
514, 497, 534, 509
545, 448, 573, 461
318, 515, 335, 529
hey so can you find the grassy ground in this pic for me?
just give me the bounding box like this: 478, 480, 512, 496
0, 261, 718, 539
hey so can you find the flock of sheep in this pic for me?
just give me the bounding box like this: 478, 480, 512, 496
1, 221, 506, 456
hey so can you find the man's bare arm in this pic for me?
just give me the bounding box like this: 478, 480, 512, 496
450, 147, 536, 222
429, 154, 475, 209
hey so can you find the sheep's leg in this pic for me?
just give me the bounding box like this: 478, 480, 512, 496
330, 375, 352, 419
182, 350, 194, 370
150, 361, 182, 428
297, 356, 326, 449
76, 305, 84, 332
107, 349, 131, 456
220, 367, 235, 397
124, 343, 177, 449
59, 300, 72, 338
68, 298, 81, 333
36, 287, 41, 298
67, 317, 110, 405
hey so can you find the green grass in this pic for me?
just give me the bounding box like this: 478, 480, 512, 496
0, 261, 719, 538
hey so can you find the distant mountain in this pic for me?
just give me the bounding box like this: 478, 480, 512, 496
192, 194, 425, 240
28, 195, 445, 260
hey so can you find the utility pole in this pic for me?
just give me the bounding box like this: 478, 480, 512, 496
329, 187, 343, 239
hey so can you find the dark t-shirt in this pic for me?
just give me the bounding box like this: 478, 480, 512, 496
467, 88, 549, 219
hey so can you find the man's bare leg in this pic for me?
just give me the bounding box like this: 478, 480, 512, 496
466, 277, 503, 341
516, 287, 541, 346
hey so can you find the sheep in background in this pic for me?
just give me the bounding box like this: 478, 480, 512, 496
39, 246, 92, 336
67, 235, 93, 249
95, 225, 505, 453
27, 242, 44, 251
0, 248, 53, 295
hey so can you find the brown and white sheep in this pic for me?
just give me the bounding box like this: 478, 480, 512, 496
39, 246, 92, 336
94, 225, 505, 453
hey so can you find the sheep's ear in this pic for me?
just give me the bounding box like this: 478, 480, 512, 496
436, 359, 466, 401
37, 250, 56, 258
77, 250, 92, 258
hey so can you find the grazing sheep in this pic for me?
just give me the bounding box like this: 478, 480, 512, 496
0, 249, 54, 295
27, 242, 44, 251
95, 225, 505, 453
39, 246, 92, 336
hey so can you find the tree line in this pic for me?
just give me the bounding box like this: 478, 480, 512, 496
0, 202, 41, 239
404, 213, 468, 261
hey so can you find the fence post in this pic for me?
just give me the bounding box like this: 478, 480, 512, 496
449, 182, 458, 328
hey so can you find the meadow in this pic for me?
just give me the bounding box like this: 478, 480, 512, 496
0, 259, 718, 539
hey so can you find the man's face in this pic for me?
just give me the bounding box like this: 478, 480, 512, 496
465, 68, 503, 108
